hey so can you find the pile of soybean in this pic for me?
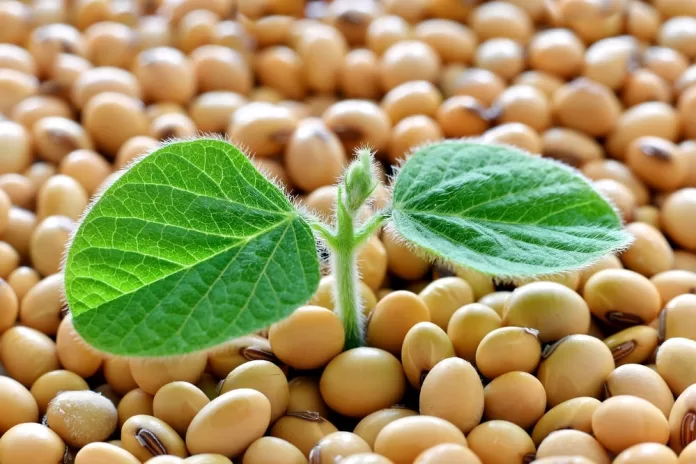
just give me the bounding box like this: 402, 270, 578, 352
3, 0, 696, 463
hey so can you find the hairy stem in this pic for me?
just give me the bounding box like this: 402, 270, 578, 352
331, 186, 364, 350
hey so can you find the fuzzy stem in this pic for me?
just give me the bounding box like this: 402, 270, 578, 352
331, 186, 364, 350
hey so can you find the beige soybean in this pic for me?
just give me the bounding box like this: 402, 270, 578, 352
189, 91, 246, 134
379, 40, 441, 91
592, 395, 669, 454
477, 292, 510, 317
59, 149, 111, 195
0, 207, 36, 259
466, 420, 535, 464
606, 102, 680, 161
309, 432, 371, 464
82, 91, 149, 156
30, 369, 89, 413
219, 360, 288, 423
538, 335, 615, 407
36, 174, 88, 222
470, 2, 532, 43
482, 123, 541, 154
0, 325, 59, 387
662, 189, 696, 251
651, 270, 696, 305
626, 137, 687, 192
531, 397, 601, 446
604, 325, 659, 366
0, 376, 39, 435
74, 442, 140, 464
56, 314, 102, 378
229, 102, 297, 157
513, 71, 564, 101
271, 412, 339, 458
504, 282, 590, 343
70, 65, 142, 110
356, 236, 388, 293
668, 384, 696, 453
339, 49, 380, 100
153, 382, 210, 436
11, 95, 73, 130
582, 159, 650, 206
680, 441, 696, 464
242, 437, 306, 464
623, 69, 671, 108
420, 357, 484, 433
287, 377, 329, 418
47, 390, 118, 448
474, 38, 525, 81
284, 118, 346, 193
661, 294, 696, 341
0, 121, 31, 175
536, 430, 610, 464
133, 47, 195, 104
320, 347, 406, 418
401, 322, 455, 389
130, 353, 207, 395
449, 68, 505, 105
269, 305, 344, 370
476, 327, 541, 379
367, 291, 430, 355
621, 223, 674, 277
483, 371, 546, 429
657, 338, 696, 396
118, 389, 154, 427
0, 278, 18, 333
584, 269, 661, 326
0, 69, 38, 116
381, 227, 430, 281
115, 135, 159, 170
374, 416, 467, 464
613, 443, 678, 464
541, 128, 602, 167
0, 423, 65, 464
123, 415, 188, 461
418, 277, 473, 331
256, 46, 306, 100
22, 270, 66, 334
207, 334, 274, 379
323, 99, 391, 154
605, 364, 674, 418
33, 116, 93, 164
447, 303, 501, 361
552, 78, 621, 137
150, 113, 197, 141
381, 80, 442, 124
495, 85, 551, 132
29, 216, 75, 275
353, 407, 419, 450
413, 443, 482, 464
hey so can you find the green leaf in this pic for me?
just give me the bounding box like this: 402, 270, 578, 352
64, 138, 320, 357
391, 140, 631, 277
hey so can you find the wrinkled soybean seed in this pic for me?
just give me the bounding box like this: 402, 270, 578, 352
47, 390, 118, 448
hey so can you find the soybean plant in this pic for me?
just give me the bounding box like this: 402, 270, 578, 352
63, 138, 630, 356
